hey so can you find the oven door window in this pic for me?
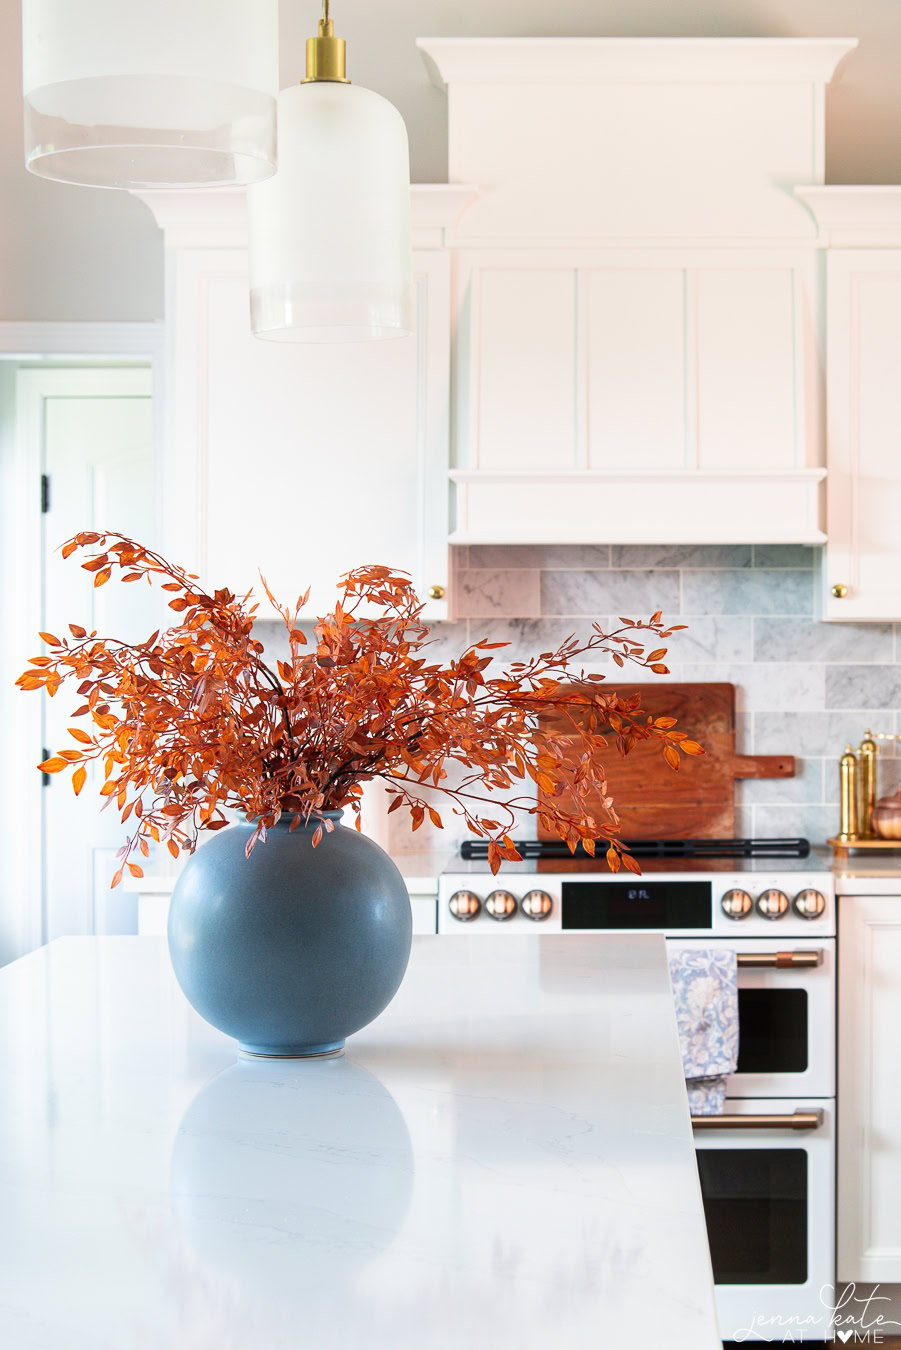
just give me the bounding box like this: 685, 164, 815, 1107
696, 1148, 808, 1284
736, 988, 808, 1074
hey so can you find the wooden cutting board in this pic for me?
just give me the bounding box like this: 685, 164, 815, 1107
537, 682, 794, 839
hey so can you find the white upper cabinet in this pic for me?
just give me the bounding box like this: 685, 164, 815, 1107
798, 189, 901, 621
418, 37, 857, 545
135, 186, 474, 618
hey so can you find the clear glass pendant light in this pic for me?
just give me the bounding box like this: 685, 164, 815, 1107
22, 0, 279, 189
248, 1, 412, 342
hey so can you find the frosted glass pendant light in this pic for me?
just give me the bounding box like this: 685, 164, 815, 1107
22, 0, 278, 189
248, 1, 412, 342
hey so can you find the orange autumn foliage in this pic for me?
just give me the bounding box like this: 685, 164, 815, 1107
17, 532, 703, 885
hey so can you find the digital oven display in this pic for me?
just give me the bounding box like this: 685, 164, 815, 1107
561, 881, 712, 929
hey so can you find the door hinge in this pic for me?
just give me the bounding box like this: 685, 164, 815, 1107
41, 747, 51, 787
40, 473, 50, 514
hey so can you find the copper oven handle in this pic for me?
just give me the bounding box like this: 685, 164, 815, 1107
692, 1110, 823, 1131
736, 950, 822, 969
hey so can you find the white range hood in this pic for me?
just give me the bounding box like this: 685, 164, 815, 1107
418, 37, 858, 545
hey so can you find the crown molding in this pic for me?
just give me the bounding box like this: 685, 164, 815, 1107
795, 186, 901, 247
417, 37, 858, 90
132, 184, 479, 251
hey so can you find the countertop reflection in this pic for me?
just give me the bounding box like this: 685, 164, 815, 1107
0, 935, 720, 1349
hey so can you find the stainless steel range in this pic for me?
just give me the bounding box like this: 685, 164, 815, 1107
437, 846, 836, 1344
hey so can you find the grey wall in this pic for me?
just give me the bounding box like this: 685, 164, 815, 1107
4, 0, 901, 320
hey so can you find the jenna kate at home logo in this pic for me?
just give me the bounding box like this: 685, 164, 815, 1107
733, 1284, 901, 1343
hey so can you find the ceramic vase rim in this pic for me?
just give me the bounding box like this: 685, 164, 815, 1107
241, 808, 345, 827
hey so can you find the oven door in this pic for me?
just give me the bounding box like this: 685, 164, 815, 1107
693, 1098, 835, 1343
670, 937, 834, 1099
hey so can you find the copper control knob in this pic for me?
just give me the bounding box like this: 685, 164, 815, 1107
793, 888, 827, 920
448, 890, 481, 922
485, 889, 517, 921
721, 888, 753, 920
757, 888, 790, 920
521, 889, 553, 922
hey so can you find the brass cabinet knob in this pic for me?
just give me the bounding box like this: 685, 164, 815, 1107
427, 584, 446, 600
831, 583, 849, 599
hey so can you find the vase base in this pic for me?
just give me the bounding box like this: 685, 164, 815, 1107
238, 1040, 346, 1059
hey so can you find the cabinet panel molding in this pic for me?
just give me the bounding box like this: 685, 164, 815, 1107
450, 467, 825, 545
695, 269, 798, 470
586, 269, 685, 470
474, 268, 577, 470
453, 250, 822, 540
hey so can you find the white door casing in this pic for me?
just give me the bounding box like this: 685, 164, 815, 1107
0, 325, 162, 964
14, 367, 155, 945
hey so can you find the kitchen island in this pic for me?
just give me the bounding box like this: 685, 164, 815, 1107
0, 935, 720, 1349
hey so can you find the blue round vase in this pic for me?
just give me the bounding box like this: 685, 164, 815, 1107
167, 812, 412, 1058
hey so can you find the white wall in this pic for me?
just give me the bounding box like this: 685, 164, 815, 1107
3, 0, 901, 321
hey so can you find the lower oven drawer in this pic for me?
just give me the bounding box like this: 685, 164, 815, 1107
694, 1098, 835, 1343
670, 938, 835, 1099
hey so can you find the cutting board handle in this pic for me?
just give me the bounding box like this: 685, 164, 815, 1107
731, 754, 796, 780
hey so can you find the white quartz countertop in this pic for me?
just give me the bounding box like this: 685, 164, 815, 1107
0, 935, 720, 1350
832, 852, 901, 894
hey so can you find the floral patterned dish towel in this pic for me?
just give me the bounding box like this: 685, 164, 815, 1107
668, 948, 739, 1114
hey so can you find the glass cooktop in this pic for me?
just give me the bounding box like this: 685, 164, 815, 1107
445, 850, 834, 876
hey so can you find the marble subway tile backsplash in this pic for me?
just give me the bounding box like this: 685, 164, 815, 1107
540, 568, 681, 617
681, 568, 814, 617
825, 665, 901, 710
454, 567, 541, 618
434, 543, 901, 849
257, 545, 900, 853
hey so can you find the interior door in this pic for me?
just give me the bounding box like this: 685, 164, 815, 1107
20, 368, 156, 940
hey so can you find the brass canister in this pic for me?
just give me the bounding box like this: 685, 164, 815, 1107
838, 745, 859, 842
858, 733, 879, 838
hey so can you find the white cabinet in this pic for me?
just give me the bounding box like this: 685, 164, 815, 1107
797, 188, 901, 621
450, 250, 825, 544
136, 187, 474, 618
838, 893, 901, 1281
824, 250, 901, 622
418, 37, 857, 546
